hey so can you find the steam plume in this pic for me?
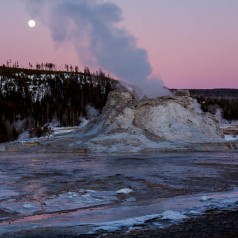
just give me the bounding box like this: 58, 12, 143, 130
26, 0, 169, 97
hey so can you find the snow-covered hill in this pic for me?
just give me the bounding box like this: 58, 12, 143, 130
0, 68, 117, 143
0, 72, 106, 102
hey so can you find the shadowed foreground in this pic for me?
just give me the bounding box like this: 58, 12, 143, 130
1, 152, 238, 237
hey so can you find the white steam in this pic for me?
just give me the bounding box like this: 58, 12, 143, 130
25, 0, 170, 97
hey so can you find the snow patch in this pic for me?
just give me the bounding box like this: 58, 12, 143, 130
93, 214, 161, 233
161, 210, 187, 220
224, 135, 238, 141
200, 195, 212, 201
52, 127, 79, 135
17, 131, 30, 141
79, 118, 89, 128
23, 203, 36, 209
44, 190, 116, 212
116, 188, 134, 194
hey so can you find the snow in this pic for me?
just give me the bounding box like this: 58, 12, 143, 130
17, 131, 30, 141
2, 151, 238, 235
52, 127, 79, 135
23, 203, 36, 209
116, 188, 134, 194
161, 210, 187, 220
0, 74, 54, 102
224, 135, 238, 141
200, 195, 212, 201
28, 83, 49, 102
44, 190, 117, 212
79, 118, 89, 128
220, 124, 232, 129
93, 214, 162, 232
90, 189, 238, 233
68, 192, 78, 199
92, 211, 188, 233
0, 78, 19, 95
2, 201, 41, 215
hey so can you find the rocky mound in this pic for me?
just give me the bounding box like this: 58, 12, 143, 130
3, 89, 227, 154
78, 89, 223, 153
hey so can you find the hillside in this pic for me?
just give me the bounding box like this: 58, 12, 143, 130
0, 65, 119, 143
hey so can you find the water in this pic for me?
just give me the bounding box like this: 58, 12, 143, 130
1, 152, 238, 236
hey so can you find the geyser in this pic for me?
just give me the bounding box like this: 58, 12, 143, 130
25, 0, 170, 97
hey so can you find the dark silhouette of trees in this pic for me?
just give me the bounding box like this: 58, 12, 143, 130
195, 96, 238, 121
0, 64, 118, 143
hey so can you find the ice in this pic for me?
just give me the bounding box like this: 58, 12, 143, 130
23, 203, 37, 209
45, 190, 117, 212
2, 202, 41, 215
224, 135, 238, 141
116, 188, 134, 194
2, 153, 238, 235
185, 210, 202, 216
94, 225, 120, 232
93, 214, 161, 233
92, 212, 188, 233
52, 127, 79, 135
161, 210, 187, 220
67, 192, 78, 199
200, 195, 212, 201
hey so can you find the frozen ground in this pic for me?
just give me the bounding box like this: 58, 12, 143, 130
1, 152, 238, 237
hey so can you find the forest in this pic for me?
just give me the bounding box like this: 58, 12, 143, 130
0, 64, 118, 143
189, 89, 238, 121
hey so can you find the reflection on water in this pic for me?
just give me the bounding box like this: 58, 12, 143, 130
1, 152, 238, 235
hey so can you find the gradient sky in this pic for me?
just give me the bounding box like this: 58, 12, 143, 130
0, 0, 238, 89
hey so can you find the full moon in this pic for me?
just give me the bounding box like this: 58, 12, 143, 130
28, 19, 36, 28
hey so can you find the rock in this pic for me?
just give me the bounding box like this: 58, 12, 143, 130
84, 89, 223, 147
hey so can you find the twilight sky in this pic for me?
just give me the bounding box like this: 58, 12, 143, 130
0, 0, 238, 89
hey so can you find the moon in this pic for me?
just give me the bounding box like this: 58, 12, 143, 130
28, 19, 36, 28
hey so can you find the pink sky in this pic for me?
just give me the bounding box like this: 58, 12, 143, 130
0, 0, 238, 89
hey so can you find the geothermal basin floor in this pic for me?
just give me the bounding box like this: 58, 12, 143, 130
1, 152, 238, 237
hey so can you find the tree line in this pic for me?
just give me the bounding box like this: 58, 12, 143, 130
0, 65, 118, 143
189, 89, 238, 121
195, 96, 238, 121
2, 59, 87, 73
